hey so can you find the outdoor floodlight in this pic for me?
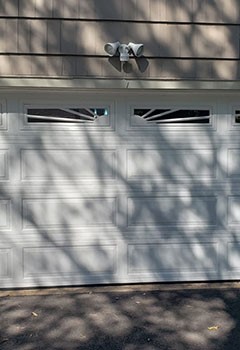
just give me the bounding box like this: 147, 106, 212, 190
104, 41, 120, 56
128, 42, 144, 57
104, 41, 144, 62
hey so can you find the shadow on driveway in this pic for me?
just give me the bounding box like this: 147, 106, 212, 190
1, 283, 240, 350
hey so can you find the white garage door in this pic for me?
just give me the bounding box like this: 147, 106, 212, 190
1, 90, 240, 288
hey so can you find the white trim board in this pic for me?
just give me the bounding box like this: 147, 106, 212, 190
0, 78, 240, 90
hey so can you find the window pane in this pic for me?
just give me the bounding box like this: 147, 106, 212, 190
235, 110, 240, 123
27, 108, 109, 123
133, 109, 210, 124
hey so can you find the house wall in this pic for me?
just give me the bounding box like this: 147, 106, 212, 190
0, 0, 239, 80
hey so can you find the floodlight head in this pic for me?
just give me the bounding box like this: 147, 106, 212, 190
104, 41, 120, 56
104, 41, 144, 62
128, 42, 144, 57
118, 44, 130, 62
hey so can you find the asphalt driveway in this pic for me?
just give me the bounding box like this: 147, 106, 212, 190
1, 282, 240, 350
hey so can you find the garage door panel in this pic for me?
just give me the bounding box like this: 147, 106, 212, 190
0, 199, 12, 230
127, 196, 217, 227
0, 149, 9, 180
0, 247, 12, 278
124, 129, 219, 144
227, 148, 240, 178
128, 242, 218, 274
21, 148, 117, 181
0, 100, 7, 131
127, 148, 217, 180
23, 244, 117, 278
22, 197, 117, 230
227, 242, 240, 271
228, 196, 240, 225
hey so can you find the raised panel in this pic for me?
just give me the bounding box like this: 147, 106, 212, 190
21, 149, 116, 181
127, 196, 217, 227
22, 197, 117, 229
23, 244, 117, 277
228, 197, 240, 225
0, 248, 12, 278
227, 149, 240, 178
127, 149, 216, 180
0, 102, 7, 130
128, 242, 218, 273
227, 242, 240, 271
0, 150, 9, 180
0, 200, 11, 230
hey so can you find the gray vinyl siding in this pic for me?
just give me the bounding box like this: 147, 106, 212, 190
0, 0, 239, 80
1, 0, 239, 23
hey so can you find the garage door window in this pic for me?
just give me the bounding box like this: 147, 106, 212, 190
133, 108, 210, 124
235, 110, 240, 123
27, 107, 109, 124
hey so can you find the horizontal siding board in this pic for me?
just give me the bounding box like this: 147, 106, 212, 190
0, 19, 5, 52
13, 56, 32, 75
45, 56, 62, 75
5, 19, 18, 52
211, 60, 239, 80
1, 0, 19, 17
100, 57, 124, 78
76, 56, 88, 76
0, 0, 4, 16
62, 56, 77, 76
78, 0, 95, 19
62, 0, 79, 19
108, 22, 239, 59
159, 24, 181, 57
19, 0, 35, 17
0, 55, 238, 81
122, 0, 136, 20
35, 0, 53, 18
195, 25, 239, 59
194, 60, 213, 79
163, 59, 239, 81
122, 0, 150, 21
0, 55, 12, 74
60, 21, 76, 54
76, 21, 128, 56
0, 0, 238, 24
127, 22, 160, 57
52, 0, 64, 18
75, 22, 96, 55
47, 19, 61, 53
95, 0, 122, 20
150, 59, 195, 79
0, 19, 236, 59
18, 19, 31, 53
0, 55, 32, 75
30, 55, 62, 75
30, 55, 47, 75
193, 0, 240, 24
136, 0, 150, 21
95, 22, 127, 55
165, 0, 194, 22
30, 19, 47, 53
149, 0, 164, 22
